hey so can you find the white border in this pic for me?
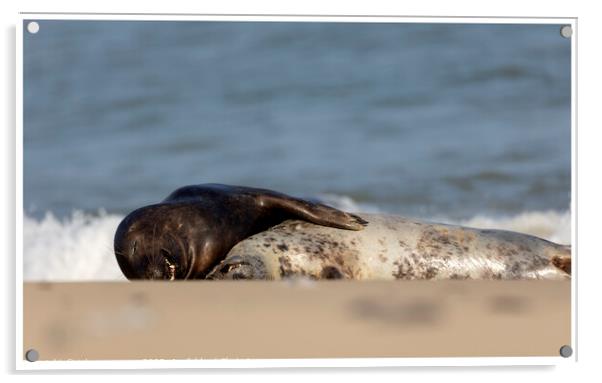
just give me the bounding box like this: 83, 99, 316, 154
570, 18, 577, 363
15, 13, 577, 371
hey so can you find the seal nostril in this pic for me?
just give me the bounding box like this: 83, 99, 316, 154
148, 268, 163, 280
320, 266, 343, 279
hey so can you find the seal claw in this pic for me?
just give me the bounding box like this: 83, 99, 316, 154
351, 214, 369, 228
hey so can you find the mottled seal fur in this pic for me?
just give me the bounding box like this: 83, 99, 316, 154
207, 213, 571, 280
114, 184, 367, 280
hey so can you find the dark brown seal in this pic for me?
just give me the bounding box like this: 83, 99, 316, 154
113, 184, 367, 280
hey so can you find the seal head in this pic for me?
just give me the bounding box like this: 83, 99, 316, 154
114, 203, 206, 280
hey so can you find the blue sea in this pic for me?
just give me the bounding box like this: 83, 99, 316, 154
22, 21, 572, 280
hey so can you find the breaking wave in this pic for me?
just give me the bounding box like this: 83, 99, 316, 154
24, 210, 127, 281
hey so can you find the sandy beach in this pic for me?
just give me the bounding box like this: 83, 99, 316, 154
23, 280, 570, 361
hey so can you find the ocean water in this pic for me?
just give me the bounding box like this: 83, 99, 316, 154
22, 21, 572, 280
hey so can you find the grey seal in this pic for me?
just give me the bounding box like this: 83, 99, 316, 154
207, 213, 571, 280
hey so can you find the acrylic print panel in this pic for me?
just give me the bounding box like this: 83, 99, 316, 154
20, 16, 573, 365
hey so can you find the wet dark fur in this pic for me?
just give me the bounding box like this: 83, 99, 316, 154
114, 184, 367, 280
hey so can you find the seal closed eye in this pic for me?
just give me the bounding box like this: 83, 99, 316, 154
113, 184, 367, 280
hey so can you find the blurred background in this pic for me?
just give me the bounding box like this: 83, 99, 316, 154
22, 21, 571, 280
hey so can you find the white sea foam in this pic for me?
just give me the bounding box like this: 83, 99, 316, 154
24, 210, 127, 281
315, 193, 382, 214
22, 197, 571, 281
320, 194, 571, 245
458, 210, 571, 246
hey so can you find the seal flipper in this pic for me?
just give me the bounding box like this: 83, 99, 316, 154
551, 246, 571, 275
552, 256, 571, 275
261, 193, 368, 231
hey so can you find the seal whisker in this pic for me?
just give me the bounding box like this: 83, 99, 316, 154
102, 243, 117, 255
141, 236, 153, 263
151, 223, 158, 261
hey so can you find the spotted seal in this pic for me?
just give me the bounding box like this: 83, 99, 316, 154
207, 213, 571, 280
114, 184, 367, 280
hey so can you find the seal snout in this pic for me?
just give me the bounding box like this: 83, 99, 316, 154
205, 254, 269, 280
114, 216, 190, 280
148, 268, 165, 280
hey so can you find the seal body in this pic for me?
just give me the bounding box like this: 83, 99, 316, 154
114, 184, 367, 280
207, 213, 571, 280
